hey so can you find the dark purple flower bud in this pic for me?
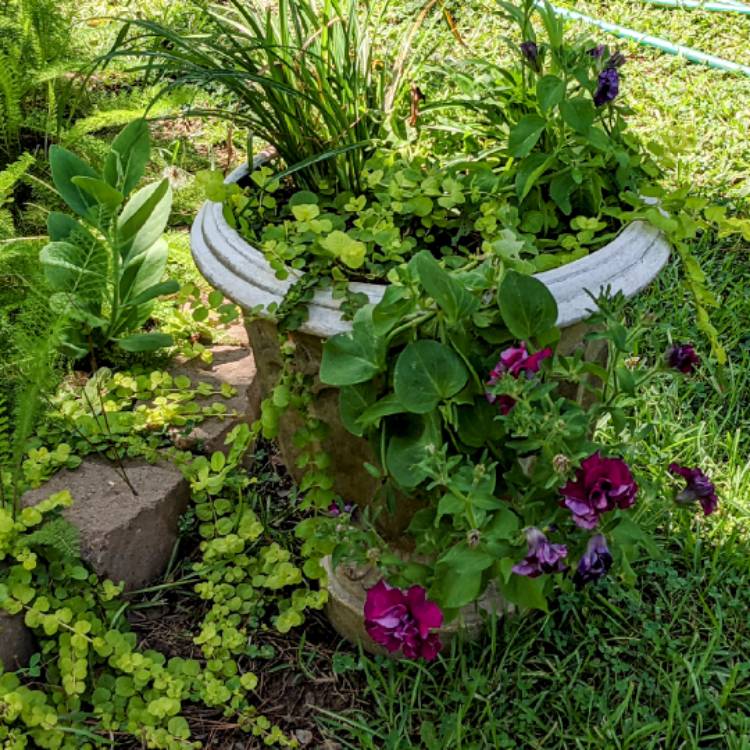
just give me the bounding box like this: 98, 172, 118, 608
593, 68, 619, 107
573, 534, 613, 588
608, 51, 626, 68
520, 41, 541, 71
666, 344, 700, 374
560, 452, 638, 529
588, 44, 606, 59
512, 527, 568, 578
520, 40, 538, 62
364, 580, 443, 660
668, 464, 718, 516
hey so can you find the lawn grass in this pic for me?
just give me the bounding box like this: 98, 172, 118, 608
313, 4, 750, 748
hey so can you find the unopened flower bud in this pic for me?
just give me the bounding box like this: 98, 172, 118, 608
467, 529, 481, 548
552, 454, 571, 474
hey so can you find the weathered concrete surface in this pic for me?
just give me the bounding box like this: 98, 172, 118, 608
245, 318, 385, 511
0, 612, 35, 671
22, 458, 190, 590
171, 345, 259, 457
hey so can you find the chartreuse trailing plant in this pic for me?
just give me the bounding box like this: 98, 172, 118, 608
297, 251, 721, 660
40, 119, 178, 361
0, 421, 326, 747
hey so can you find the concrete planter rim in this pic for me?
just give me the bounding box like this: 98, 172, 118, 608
191, 156, 671, 339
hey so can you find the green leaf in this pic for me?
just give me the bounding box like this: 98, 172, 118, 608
385, 413, 439, 488
549, 171, 577, 215
508, 114, 547, 158
129, 279, 180, 306
119, 238, 170, 312
403, 195, 433, 217
320, 308, 385, 386
498, 270, 558, 340
412, 251, 478, 325
320, 230, 366, 269
499, 573, 548, 612
356, 393, 405, 430
515, 153, 555, 201
49, 146, 100, 220
393, 340, 468, 414
339, 382, 377, 437
117, 332, 173, 352
372, 285, 416, 336
457, 399, 505, 448
536, 75, 565, 112
39, 240, 108, 300
103, 119, 151, 195
438, 542, 495, 575
429, 565, 483, 609
71, 177, 124, 209
116, 179, 173, 261
560, 97, 594, 135
47, 212, 95, 245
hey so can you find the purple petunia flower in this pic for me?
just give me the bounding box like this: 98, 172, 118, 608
485, 342, 552, 413
559, 452, 638, 529
364, 580, 443, 660
328, 501, 354, 517
588, 44, 606, 59
666, 344, 700, 374
668, 463, 718, 516
512, 527, 568, 578
573, 534, 613, 588
594, 68, 619, 107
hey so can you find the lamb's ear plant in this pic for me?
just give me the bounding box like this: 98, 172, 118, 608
40, 119, 178, 361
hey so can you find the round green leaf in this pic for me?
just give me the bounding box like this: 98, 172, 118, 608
393, 340, 468, 414
497, 270, 558, 340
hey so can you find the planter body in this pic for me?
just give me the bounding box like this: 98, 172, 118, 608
322, 556, 510, 656
192, 159, 671, 538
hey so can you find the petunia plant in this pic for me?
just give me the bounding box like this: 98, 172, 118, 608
296, 253, 720, 659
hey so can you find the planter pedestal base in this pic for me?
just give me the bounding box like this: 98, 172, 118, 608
322, 556, 512, 656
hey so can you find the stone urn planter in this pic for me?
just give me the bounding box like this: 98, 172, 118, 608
192, 158, 671, 503
191, 156, 671, 650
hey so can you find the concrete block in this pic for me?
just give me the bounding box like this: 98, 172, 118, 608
0, 612, 35, 671
23, 458, 190, 591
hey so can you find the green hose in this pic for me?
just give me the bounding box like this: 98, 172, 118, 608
639, 0, 750, 13
542, 2, 750, 77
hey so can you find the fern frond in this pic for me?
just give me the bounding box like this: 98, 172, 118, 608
0, 152, 34, 203
0, 52, 23, 161
24, 517, 81, 559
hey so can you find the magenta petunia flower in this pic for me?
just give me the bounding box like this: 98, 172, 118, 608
559, 452, 638, 529
364, 580, 443, 660
668, 463, 718, 516
573, 534, 613, 588
485, 342, 552, 412
666, 344, 700, 374
512, 527, 568, 578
